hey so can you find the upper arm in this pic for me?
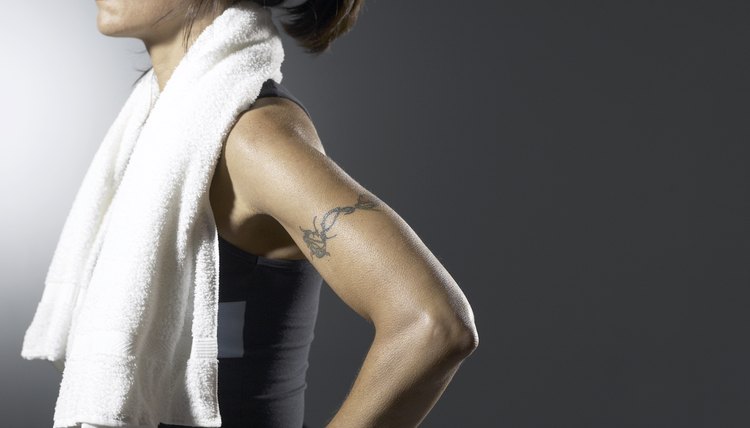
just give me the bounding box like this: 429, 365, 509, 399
224, 98, 476, 340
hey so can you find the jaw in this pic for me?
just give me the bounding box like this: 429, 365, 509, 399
94, 0, 188, 43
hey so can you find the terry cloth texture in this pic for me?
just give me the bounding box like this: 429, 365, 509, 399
20, 2, 284, 427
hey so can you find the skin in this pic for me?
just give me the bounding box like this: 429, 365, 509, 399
96, 1, 479, 426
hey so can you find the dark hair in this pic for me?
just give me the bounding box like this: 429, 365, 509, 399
133, 0, 364, 86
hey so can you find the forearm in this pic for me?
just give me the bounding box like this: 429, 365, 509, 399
325, 315, 477, 428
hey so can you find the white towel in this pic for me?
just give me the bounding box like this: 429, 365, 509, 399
20, 2, 284, 426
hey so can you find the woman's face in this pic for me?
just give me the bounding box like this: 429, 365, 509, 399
95, 0, 190, 44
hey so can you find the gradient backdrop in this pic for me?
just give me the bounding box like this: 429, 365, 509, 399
3, 1, 750, 427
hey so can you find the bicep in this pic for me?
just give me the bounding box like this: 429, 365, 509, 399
226, 110, 466, 333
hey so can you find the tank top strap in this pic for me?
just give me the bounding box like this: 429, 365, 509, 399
257, 79, 312, 119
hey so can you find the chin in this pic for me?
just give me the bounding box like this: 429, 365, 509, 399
96, 8, 130, 37
95, 1, 153, 39
96, 20, 123, 37
95, 1, 184, 42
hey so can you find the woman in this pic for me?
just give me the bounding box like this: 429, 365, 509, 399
95, 0, 478, 426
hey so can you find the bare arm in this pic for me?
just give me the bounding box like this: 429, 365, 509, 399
224, 98, 479, 427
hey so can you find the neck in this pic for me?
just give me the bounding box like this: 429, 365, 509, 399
145, 35, 185, 94
144, 7, 228, 93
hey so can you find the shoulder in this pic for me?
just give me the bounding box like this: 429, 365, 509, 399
227, 95, 325, 157
222, 95, 329, 214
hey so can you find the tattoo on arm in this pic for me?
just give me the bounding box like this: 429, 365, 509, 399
299, 193, 380, 259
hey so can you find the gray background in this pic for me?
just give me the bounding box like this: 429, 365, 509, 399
3, 1, 750, 427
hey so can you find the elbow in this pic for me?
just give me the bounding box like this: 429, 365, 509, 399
457, 323, 480, 356
424, 313, 479, 360
447, 321, 480, 359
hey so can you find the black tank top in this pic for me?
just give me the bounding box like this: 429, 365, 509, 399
213, 79, 319, 428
